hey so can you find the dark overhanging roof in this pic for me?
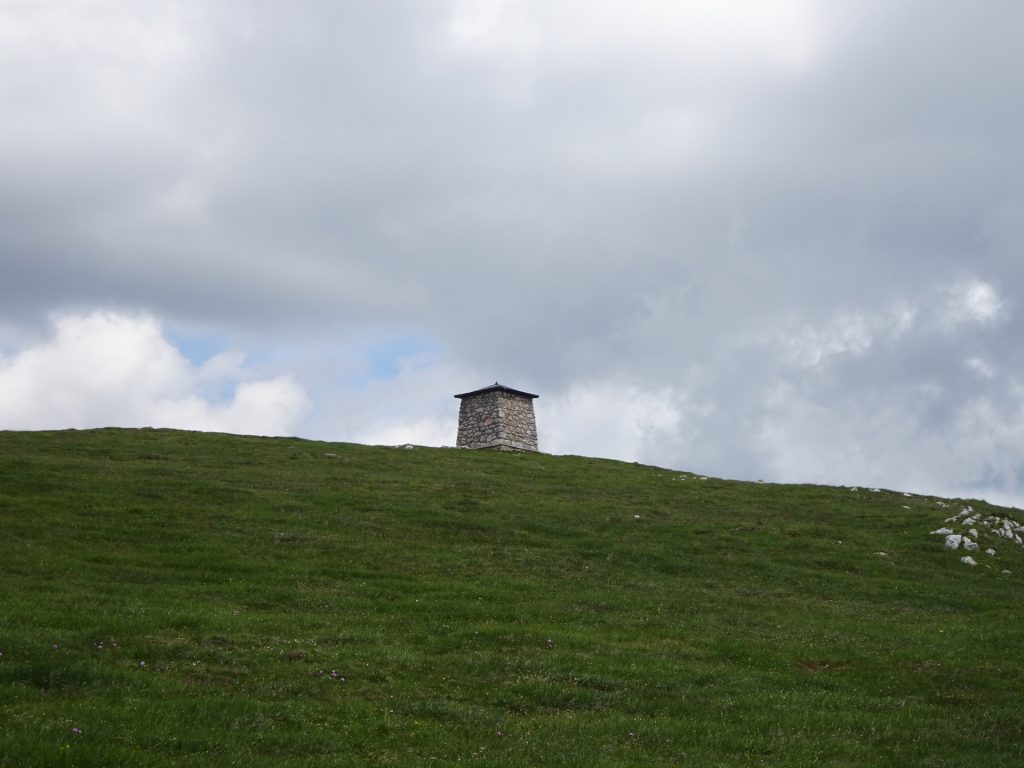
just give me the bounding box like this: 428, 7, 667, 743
454, 382, 539, 400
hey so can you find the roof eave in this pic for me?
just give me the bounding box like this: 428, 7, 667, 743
454, 383, 539, 400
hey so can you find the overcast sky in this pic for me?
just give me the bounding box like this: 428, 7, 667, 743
2, 2, 1023, 506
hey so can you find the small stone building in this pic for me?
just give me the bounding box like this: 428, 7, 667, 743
455, 383, 539, 452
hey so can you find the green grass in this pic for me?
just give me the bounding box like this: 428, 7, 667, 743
1, 428, 1022, 766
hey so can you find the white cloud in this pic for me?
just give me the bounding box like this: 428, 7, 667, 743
538, 0, 822, 72
537, 381, 692, 461
966, 356, 996, 379
777, 301, 916, 368
197, 349, 247, 382
0, 4, 191, 152
356, 417, 456, 448
449, 0, 539, 56
943, 279, 1005, 327
300, 355, 469, 447
780, 312, 874, 367
0, 311, 309, 435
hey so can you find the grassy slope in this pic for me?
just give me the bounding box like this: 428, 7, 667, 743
0, 428, 1022, 767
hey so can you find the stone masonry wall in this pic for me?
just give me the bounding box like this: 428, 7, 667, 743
457, 390, 538, 451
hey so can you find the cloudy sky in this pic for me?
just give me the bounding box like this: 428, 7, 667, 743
2, 2, 1023, 506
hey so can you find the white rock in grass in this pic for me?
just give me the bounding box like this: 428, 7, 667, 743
930, 528, 954, 535
963, 538, 979, 552
969, 528, 979, 539
961, 556, 978, 566
945, 534, 963, 550
963, 517, 976, 526
986, 549, 997, 556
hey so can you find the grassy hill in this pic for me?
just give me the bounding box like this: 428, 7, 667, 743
1, 428, 1022, 767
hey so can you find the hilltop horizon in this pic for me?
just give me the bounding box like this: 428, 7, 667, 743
4, 4, 1024, 521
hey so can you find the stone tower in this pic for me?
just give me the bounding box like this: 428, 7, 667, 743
454, 383, 539, 451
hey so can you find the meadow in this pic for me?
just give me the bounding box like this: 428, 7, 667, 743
1, 428, 1022, 766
